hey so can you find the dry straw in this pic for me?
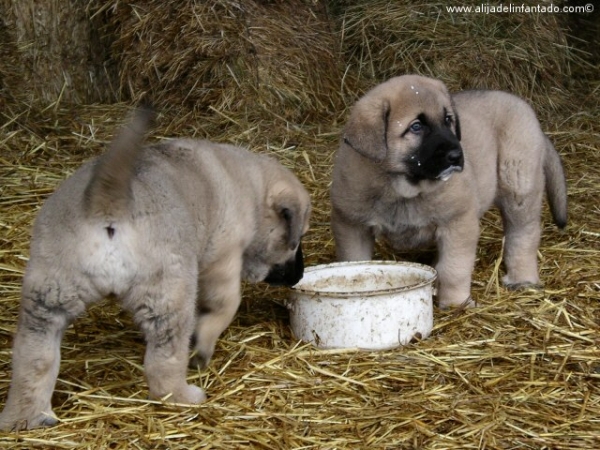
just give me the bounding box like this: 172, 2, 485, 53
336, 0, 592, 121
108, 0, 345, 124
1, 0, 599, 448
0, 0, 115, 106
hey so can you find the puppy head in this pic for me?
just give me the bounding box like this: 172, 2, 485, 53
343, 75, 463, 185
243, 173, 311, 286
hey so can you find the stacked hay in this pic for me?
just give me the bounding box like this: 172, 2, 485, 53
0, 0, 115, 107
105, 0, 345, 126
336, 0, 584, 121
0, 14, 20, 110
0, 0, 599, 449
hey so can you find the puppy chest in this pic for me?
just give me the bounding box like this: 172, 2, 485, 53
370, 203, 437, 248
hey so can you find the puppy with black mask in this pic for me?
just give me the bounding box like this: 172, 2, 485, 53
331, 75, 567, 308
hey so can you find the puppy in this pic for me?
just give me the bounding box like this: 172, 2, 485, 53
331, 75, 567, 308
0, 109, 311, 431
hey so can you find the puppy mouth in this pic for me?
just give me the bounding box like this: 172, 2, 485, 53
263, 244, 304, 286
436, 165, 463, 182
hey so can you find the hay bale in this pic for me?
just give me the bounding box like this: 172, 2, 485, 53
0, 0, 116, 107
106, 0, 345, 124
336, 0, 584, 120
0, 13, 21, 110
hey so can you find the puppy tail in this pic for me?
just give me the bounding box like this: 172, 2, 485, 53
84, 107, 155, 219
543, 136, 568, 229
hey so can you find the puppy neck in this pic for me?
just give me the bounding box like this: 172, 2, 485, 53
389, 175, 442, 199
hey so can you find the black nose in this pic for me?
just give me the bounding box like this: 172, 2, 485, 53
446, 147, 463, 166
264, 244, 304, 286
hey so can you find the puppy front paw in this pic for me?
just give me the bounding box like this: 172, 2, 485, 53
437, 295, 476, 310
502, 272, 542, 291
170, 384, 207, 405
503, 280, 543, 291
150, 382, 207, 405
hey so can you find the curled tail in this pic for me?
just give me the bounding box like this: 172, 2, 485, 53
543, 136, 568, 229
84, 107, 155, 219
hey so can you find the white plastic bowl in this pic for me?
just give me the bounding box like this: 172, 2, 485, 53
288, 261, 437, 350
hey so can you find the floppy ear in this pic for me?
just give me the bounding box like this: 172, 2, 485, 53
278, 205, 304, 250
343, 98, 390, 163
268, 181, 308, 250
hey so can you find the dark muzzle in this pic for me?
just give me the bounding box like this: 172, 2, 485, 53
264, 244, 304, 286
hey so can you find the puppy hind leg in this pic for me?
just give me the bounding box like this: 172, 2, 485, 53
497, 156, 545, 289
500, 206, 543, 289
0, 277, 89, 431
435, 218, 479, 309
133, 279, 206, 405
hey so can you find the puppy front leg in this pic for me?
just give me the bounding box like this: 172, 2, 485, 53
331, 208, 375, 261
134, 278, 206, 405
192, 255, 243, 369
435, 217, 479, 309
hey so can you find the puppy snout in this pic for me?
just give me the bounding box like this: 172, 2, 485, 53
446, 147, 464, 167
264, 244, 304, 286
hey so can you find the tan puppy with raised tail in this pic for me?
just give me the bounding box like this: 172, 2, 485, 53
0, 109, 311, 431
331, 75, 567, 308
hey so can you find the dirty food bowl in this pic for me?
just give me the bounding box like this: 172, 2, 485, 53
288, 261, 437, 350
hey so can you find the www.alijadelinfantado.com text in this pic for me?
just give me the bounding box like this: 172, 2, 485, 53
445, 3, 594, 14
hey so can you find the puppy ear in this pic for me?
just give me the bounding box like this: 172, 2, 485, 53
343, 98, 390, 163
278, 205, 304, 250
268, 181, 309, 250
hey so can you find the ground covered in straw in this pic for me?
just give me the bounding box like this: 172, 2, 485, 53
1, 1, 599, 449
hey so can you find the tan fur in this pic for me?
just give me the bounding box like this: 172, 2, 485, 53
0, 110, 311, 431
331, 75, 567, 308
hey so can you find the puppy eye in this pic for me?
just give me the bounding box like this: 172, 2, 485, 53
445, 115, 453, 126
409, 121, 422, 133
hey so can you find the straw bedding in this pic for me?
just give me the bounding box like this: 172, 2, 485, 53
1, 1, 599, 448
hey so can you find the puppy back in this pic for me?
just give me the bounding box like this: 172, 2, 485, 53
83, 107, 155, 219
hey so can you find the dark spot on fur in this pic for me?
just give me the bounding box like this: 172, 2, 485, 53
22, 288, 69, 334
197, 305, 212, 316
22, 307, 52, 333
134, 304, 175, 349
106, 226, 115, 238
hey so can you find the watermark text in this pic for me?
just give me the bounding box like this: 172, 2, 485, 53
446, 3, 594, 14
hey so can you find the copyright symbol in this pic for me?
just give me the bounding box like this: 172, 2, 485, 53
586, 3, 594, 13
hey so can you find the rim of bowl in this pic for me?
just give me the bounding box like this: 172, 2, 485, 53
292, 260, 438, 298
